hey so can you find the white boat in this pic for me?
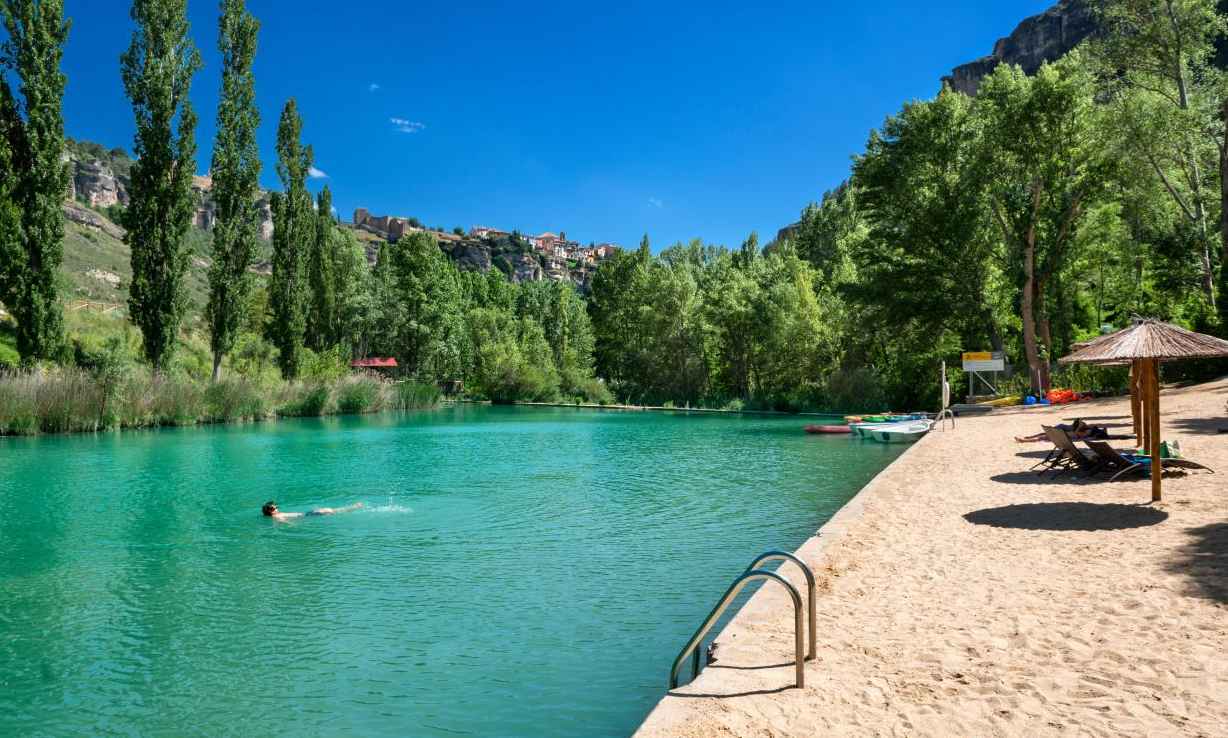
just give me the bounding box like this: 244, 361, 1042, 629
867, 420, 934, 444
849, 422, 900, 438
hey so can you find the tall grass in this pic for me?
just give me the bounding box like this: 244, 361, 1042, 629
0, 368, 109, 434
336, 374, 385, 414
390, 379, 442, 410
277, 383, 333, 417
203, 378, 267, 422
0, 369, 446, 436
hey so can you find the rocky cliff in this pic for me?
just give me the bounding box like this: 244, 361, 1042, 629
63, 140, 273, 240
942, 0, 1098, 95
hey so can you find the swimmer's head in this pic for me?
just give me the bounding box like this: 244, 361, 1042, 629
262, 501, 277, 517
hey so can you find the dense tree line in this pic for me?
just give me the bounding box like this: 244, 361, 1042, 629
589, 236, 834, 408
769, 0, 1228, 409
4, 0, 1228, 413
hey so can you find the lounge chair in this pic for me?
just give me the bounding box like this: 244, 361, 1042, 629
1036, 426, 1101, 477
1083, 440, 1145, 482
1083, 440, 1215, 482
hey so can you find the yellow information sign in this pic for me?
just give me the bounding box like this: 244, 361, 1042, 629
962, 351, 1006, 372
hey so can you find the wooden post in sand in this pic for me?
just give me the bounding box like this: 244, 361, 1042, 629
1130, 361, 1143, 446
1147, 359, 1162, 502
1138, 360, 1150, 453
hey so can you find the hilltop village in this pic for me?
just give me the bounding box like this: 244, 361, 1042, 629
353, 208, 621, 287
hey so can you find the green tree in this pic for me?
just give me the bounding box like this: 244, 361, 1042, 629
331, 226, 370, 357
976, 54, 1111, 394
703, 252, 758, 399
0, 0, 69, 362
267, 99, 313, 378
1092, 0, 1226, 313
852, 88, 1003, 351
386, 231, 462, 379
589, 239, 652, 391
204, 0, 260, 381
120, 0, 202, 369
305, 185, 337, 351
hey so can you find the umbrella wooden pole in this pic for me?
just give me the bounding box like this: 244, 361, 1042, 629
1148, 359, 1162, 503
1139, 361, 1150, 453
1130, 361, 1143, 446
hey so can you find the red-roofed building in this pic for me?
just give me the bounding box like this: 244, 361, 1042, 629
351, 357, 398, 374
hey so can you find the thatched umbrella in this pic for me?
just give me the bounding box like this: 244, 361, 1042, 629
1059, 319, 1228, 501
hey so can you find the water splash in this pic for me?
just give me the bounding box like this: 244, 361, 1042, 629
364, 503, 412, 514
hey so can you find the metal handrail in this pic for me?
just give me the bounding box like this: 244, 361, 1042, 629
744, 551, 816, 661
668, 569, 805, 690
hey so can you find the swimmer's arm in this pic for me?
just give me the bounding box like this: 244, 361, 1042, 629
274, 512, 304, 521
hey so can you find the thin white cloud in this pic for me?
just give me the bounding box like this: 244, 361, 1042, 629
308, 166, 328, 179
648, 197, 663, 209
368, 82, 381, 92
390, 117, 425, 134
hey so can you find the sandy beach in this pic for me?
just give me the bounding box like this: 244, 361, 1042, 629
635, 378, 1228, 737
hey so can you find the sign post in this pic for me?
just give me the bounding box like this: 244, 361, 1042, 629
961, 351, 1006, 402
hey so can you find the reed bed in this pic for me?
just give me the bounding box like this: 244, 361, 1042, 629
0, 369, 444, 436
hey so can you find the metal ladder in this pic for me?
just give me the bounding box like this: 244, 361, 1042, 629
668, 550, 817, 690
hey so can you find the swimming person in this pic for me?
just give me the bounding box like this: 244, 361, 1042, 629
262, 501, 364, 521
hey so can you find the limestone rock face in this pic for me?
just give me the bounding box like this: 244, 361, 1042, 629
189, 174, 274, 239
445, 240, 493, 273
442, 237, 545, 284
63, 201, 126, 240
63, 148, 274, 241
943, 0, 1098, 96
73, 159, 127, 209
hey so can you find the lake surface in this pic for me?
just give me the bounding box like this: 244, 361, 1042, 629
0, 406, 904, 737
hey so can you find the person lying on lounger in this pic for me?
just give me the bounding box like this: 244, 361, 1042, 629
1015, 419, 1109, 443
262, 500, 363, 521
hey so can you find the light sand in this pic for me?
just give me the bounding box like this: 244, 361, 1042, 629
635, 378, 1228, 737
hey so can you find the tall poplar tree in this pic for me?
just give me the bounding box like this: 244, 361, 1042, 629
121, 0, 202, 369
267, 99, 312, 378
305, 184, 336, 351
0, 0, 70, 362
205, 0, 260, 381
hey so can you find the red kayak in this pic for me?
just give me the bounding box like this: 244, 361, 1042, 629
805, 425, 851, 434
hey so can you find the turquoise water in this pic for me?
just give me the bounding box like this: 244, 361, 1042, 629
0, 406, 903, 737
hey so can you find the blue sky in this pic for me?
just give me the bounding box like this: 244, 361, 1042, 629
55, 1, 1053, 249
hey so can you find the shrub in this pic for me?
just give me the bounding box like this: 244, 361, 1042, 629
204, 378, 267, 422
279, 383, 332, 417
575, 376, 614, 405
336, 375, 384, 414
721, 398, 745, 412
301, 346, 351, 382
0, 324, 21, 370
